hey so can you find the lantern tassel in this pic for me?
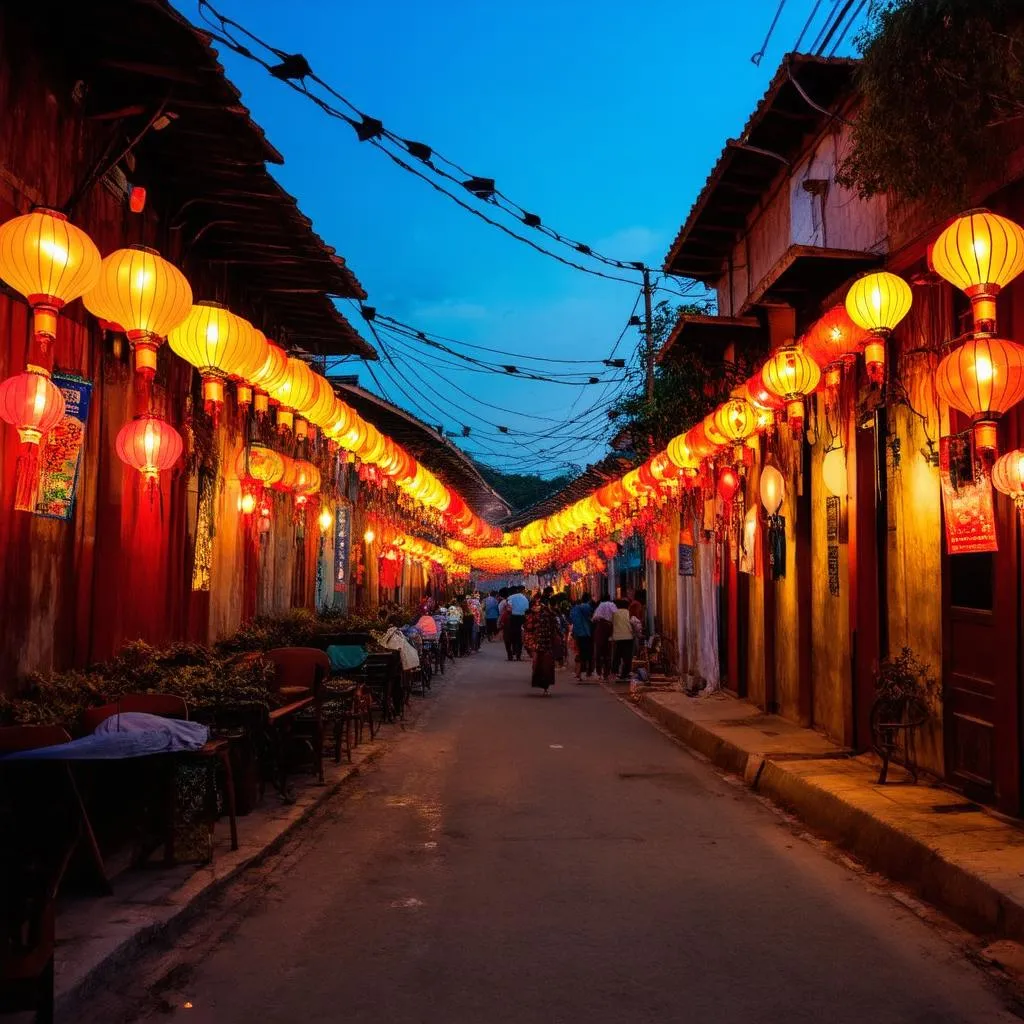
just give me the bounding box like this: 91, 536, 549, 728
13, 442, 41, 513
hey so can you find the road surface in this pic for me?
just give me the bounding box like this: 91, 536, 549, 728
79, 640, 1021, 1022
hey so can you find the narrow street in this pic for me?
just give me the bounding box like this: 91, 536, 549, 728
72, 641, 1018, 1024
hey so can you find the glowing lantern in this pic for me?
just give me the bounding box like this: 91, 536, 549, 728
269, 357, 315, 431
666, 435, 698, 473
237, 444, 285, 487
822, 446, 848, 498
931, 209, 1024, 333
83, 246, 192, 377
302, 372, 337, 428
684, 421, 720, 459
711, 398, 757, 444
0, 208, 100, 350
231, 326, 269, 409
364, 527, 376, 544
319, 508, 334, 533
240, 492, 257, 515
273, 454, 298, 492
746, 370, 786, 414
718, 466, 740, 504
845, 272, 913, 385
761, 346, 821, 435
803, 305, 868, 372
250, 342, 288, 416
293, 460, 321, 498
991, 448, 1024, 514
115, 414, 183, 495
0, 366, 66, 511
934, 336, 1024, 454
167, 302, 259, 413
759, 463, 785, 515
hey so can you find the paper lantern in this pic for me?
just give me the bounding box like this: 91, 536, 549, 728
935, 336, 1024, 453
0, 367, 65, 445
761, 346, 821, 435
293, 460, 321, 497
845, 272, 913, 385
83, 246, 192, 376
822, 446, 848, 498
231, 327, 269, 408
268, 357, 315, 431
364, 527, 376, 544
303, 372, 337, 428
319, 508, 334, 533
931, 209, 1024, 333
167, 302, 260, 412
711, 398, 757, 444
0, 208, 100, 349
238, 444, 285, 487
250, 342, 289, 416
803, 305, 868, 371
116, 414, 183, 490
718, 466, 740, 504
759, 463, 785, 515
240, 492, 257, 515
666, 435, 698, 473
746, 370, 786, 413
991, 448, 1024, 513
685, 421, 720, 459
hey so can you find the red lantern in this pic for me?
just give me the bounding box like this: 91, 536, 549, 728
115, 414, 183, 497
0, 367, 66, 511
803, 305, 868, 371
718, 466, 740, 504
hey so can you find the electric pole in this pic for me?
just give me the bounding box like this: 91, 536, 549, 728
643, 268, 655, 402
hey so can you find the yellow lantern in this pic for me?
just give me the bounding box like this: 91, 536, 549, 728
230, 325, 269, 408
304, 373, 337, 428
269, 357, 315, 432
931, 209, 1024, 333
845, 272, 913, 386
250, 342, 289, 416
711, 398, 757, 444
760, 463, 785, 515
237, 443, 285, 487
761, 345, 821, 435
0, 208, 100, 349
83, 246, 192, 377
822, 446, 848, 498
319, 508, 334, 533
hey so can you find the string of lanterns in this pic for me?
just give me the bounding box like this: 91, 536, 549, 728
0, 207, 500, 543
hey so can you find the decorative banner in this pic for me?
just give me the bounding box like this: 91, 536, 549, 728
334, 504, 350, 593
940, 436, 998, 555
678, 544, 695, 577
35, 373, 92, 520
826, 496, 841, 597
191, 471, 214, 592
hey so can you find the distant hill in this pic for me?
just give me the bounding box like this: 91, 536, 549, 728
475, 464, 576, 514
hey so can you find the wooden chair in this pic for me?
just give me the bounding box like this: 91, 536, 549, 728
83, 695, 238, 860
0, 726, 75, 1023
264, 648, 328, 791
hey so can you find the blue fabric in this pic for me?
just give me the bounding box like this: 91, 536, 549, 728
570, 602, 593, 638
507, 593, 530, 616
483, 596, 499, 619
1, 713, 209, 761
326, 644, 368, 672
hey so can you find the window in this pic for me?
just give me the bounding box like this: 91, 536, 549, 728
949, 552, 994, 611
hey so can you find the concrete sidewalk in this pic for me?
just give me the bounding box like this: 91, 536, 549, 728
630, 686, 1024, 942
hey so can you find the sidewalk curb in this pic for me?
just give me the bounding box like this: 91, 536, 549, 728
635, 691, 1024, 943
55, 679, 446, 1018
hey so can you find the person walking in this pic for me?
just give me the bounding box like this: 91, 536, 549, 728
570, 593, 594, 681
504, 586, 529, 661
483, 591, 499, 641
529, 594, 558, 696
591, 592, 616, 681
611, 598, 637, 681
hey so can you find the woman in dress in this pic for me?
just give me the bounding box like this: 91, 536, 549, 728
529, 595, 558, 696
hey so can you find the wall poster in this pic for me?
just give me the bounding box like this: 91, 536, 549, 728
35, 373, 92, 520
939, 436, 998, 555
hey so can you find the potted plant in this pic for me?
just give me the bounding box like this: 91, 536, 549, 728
870, 646, 939, 784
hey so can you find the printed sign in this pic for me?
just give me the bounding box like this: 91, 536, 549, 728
35, 374, 92, 520
334, 504, 351, 592
678, 543, 695, 577
939, 436, 998, 555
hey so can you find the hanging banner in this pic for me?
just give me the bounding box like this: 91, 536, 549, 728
939, 436, 998, 555
35, 373, 92, 520
826, 496, 841, 597
334, 504, 350, 593
678, 544, 695, 577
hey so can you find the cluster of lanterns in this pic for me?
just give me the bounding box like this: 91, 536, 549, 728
0, 208, 497, 545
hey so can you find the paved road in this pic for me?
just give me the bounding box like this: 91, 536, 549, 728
81, 641, 1019, 1023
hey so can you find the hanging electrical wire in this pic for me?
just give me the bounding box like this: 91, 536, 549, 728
194, 0, 699, 287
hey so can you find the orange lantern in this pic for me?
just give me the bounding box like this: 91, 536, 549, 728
685, 421, 719, 459
745, 370, 785, 413
931, 209, 1024, 334
115, 413, 183, 496
274, 454, 299, 492
293, 460, 321, 498
0, 366, 66, 510
250, 342, 289, 416
761, 346, 821, 435
83, 246, 192, 377
803, 304, 868, 373
711, 398, 757, 444
0, 208, 100, 351
992, 448, 1024, 514
934, 336, 1024, 454
237, 443, 285, 487
304, 373, 337, 428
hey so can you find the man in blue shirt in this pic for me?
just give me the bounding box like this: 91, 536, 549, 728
570, 594, 594, 680
483, 591, 500, 641
505, 588, 530, 661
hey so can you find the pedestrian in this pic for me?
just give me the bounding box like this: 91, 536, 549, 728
570, 592, 594, 681
483, 590, 499, 640
611, 598, 636, 681
504, 586, 529, 661
529, 594, 558, 696
591, 592, 616, 681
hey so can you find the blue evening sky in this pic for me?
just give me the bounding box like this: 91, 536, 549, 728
186, 0, 865, 478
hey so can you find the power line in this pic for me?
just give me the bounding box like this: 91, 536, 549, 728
794, 0, 826, 50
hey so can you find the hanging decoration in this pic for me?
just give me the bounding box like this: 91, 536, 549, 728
0, 208, 100, 353
36, 373, 91, 520
822, 445, 849, 498
115, 413, 184, 498
939, 435, 998, 554
991, 448, 1024, 517
760, 345, 821, 436
844, 271, 913, 386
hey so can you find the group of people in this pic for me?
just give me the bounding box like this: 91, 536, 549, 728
568, 592, 644, 683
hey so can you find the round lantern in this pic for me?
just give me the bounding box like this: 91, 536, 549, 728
931, 209, 1024, 333
0, 208, 101, 349
83, 246, 192, 377
167, 302, 259, 412
718, 466, 740, 504
684, 421, 720, 459
746, 370, 786, 413
759, 463, 785, 515
702, 413, 729, 449
231, 326, 269, 409
935, 336, 1024, 454
803, 304, 868, 372
237, 444, 285, 487
250, 342, 289, 416
711, 398, 757, 444
666, 434, 697, 473
273, 454, 299, 492
293, 459, 321, 501
268, 357, 316, 431
303, 372, 337, 428
761, 345, 821, 435
991, 448, 1024, 512
822, 446, 849, 498
115, 414, 183, 492
845, 272, 913, 386
0, 366, 65, 445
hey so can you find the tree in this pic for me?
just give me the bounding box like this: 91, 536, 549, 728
608, 301, 752, 459
836, 0, 1024, 209
474, 464, 576, 512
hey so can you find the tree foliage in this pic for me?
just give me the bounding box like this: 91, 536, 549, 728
475, 464, 576, 512
609, 301, 751, 460
836, 0, 1024, 209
